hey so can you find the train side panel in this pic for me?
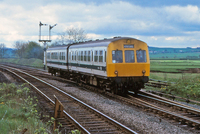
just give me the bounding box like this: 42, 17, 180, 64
68, 46, 107, 77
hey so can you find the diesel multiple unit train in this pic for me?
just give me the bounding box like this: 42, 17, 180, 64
46, 37, 150, 95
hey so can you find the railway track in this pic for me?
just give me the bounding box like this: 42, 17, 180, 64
128, 91, 200, 129
0, 65, 137, 134
2, 63, 200, 131
147, 90, 200, 105
81, 82, 200, 130
145, 79, 169, 88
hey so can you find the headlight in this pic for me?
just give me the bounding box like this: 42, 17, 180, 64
142, 70, 146, 75
114, 70, 118, 76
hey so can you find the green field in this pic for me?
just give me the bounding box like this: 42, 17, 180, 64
0, 58, 43, 69
150, 60, 200, 72
149, 52, 200, 59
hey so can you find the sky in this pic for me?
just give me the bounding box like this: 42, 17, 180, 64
1, 0, 200, 48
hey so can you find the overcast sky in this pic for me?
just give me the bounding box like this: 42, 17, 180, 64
1, 0, 200, 48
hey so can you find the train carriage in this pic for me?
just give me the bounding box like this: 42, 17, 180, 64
46, 37, 150, 95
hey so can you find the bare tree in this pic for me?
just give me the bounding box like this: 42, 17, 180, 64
66, 27, 87, 43
56, 27, 87, 45
0, 43, 7, 58
56, 32, 67, 45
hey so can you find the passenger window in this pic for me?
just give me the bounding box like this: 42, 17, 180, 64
51, 53, 53, 59
99, 50, 103, 62
136, 50, 147, 63
94, 50, 98, 62
92, 51, 93, 61
76, 52, 77, 60
63, 52, 65, 60
88, 51, 91, 62
125, 50, 135, 63
112, 50, 123, 63
47, 53, 50, 59
52, 52, 58, 60
84, 51, 87, 61
78, 51, 81, 61
68, 52, 70, 60
81, 51, 83, 61
74, 51, 76, 61
72, 51, 74, 60
56, 53, 58, 59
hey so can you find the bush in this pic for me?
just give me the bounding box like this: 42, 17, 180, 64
0, 83, 60, 134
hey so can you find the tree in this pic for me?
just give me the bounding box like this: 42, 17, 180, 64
56, 27, 88, 45
0, 43, 7, 58
66, 27, 87, 43
13, 41, 28, 58
13, 41, 43, 59
24, 41, 43, 59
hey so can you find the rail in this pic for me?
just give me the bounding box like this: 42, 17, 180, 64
1, 65, 138, 134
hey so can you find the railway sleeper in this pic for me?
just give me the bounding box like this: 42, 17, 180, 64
86, 126, 116, 130
173, 117, 181, 122
195, 124, 200, 129
88, 129, 118, 133
186, 121, 195, 127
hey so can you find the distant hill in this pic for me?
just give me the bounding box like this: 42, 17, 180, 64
148, 46, 200, 60
2, 47, 200, 60
2, 48, 17, 58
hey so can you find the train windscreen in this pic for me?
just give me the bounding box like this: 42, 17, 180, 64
112, 50, 123, 63
136, 50, 147, 63
125, 50, 135, 63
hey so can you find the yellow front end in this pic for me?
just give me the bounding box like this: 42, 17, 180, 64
106, 39, 150, 78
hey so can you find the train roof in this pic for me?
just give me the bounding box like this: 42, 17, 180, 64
47, 37, 145, 50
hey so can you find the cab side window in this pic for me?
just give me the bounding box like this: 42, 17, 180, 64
112, 50, 123, 63
136, 50, 147, 63
104, 51, 106, 62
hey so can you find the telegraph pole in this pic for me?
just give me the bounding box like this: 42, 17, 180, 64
39, 21, 57, 70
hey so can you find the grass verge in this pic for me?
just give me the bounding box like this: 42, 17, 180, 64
148, 73, 200, 101
0, 83, 59, 134
0, 58, 43, 69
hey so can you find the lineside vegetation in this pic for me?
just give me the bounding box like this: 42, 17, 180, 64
0, 83, 60, 134
148, 74, 200, 101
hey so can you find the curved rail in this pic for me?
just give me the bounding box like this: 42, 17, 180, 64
128, 91, 200, 129
0, 65, 137, 134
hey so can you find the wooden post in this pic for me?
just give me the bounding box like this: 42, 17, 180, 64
54, 95, 64, 130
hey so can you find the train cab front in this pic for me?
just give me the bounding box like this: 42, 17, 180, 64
106, 38, 150, 94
